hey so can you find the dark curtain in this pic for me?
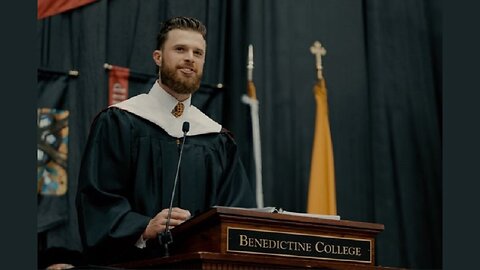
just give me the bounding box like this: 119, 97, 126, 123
37, 0, 441, 269
364, 0, 442, 268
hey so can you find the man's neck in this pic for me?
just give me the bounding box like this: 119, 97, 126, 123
158, 81, 190, 102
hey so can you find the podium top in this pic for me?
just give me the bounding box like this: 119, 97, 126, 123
173, 206, 384, 236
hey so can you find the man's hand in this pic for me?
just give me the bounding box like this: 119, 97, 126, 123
142, 207, 191, 240
46, 263, 74, 270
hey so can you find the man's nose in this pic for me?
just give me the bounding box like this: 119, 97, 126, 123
184, 50, 194, 62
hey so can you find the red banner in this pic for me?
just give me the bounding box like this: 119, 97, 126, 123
38, 0, 98, 19
108, 65, 130, 106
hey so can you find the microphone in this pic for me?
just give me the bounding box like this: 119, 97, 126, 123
159, 121, 190, 256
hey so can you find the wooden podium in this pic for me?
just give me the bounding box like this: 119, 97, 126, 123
114, 207, 402, 269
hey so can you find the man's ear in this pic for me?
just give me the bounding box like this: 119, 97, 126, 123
153, 50, 162, 66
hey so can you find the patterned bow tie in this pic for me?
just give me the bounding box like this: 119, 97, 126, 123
171, 102, 185, 118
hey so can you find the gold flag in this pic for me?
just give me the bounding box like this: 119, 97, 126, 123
247, 81, 257, 99
307, 78, 337, 215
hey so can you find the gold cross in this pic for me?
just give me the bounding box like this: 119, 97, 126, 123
310, 41, 327, 80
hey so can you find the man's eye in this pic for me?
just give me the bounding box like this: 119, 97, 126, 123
194, 51, 203, 56
176, 47, 185, 52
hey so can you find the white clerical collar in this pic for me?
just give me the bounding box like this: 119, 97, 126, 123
110, 81, 222, 138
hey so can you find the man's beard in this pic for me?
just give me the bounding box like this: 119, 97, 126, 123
160, 62, 202, 95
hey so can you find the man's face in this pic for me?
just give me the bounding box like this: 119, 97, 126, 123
155, 29, 206, 95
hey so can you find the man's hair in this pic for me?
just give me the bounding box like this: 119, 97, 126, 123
156, 16, 207, 50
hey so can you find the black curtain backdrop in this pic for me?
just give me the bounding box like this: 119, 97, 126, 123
37, 0, 441, 269
364, 1, 441, 267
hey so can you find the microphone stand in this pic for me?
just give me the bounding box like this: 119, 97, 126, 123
158, 122, 189, 257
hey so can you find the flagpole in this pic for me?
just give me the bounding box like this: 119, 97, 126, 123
241, 44, 264, 208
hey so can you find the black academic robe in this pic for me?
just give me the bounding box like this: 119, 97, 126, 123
76, 108, 256, 265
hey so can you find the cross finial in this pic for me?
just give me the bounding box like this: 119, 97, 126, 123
310, 41, 327, 80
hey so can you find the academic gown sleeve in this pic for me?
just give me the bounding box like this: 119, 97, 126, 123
76, 109, 150, 264
212, 130, 257, 208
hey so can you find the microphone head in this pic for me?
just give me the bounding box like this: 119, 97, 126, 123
182, 121, 190, 134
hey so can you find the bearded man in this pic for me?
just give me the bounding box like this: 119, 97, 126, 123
76, 16, 256, 266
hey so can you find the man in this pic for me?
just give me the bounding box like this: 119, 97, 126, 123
76, 16, 256, 265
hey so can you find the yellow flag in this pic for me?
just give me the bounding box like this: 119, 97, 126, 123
307, 78, 337, 215
247, 81, 257, 99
